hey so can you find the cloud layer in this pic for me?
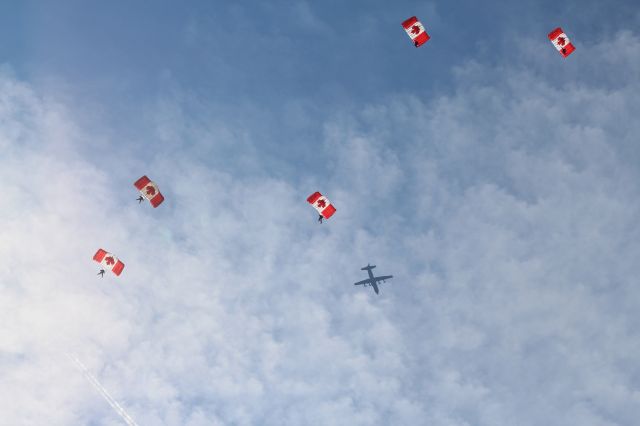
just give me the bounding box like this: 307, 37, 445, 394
1, 28, 640, 426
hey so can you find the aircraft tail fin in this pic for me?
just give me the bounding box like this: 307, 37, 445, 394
361, 264, 376, 271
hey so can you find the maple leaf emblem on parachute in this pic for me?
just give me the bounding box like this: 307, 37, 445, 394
556, 36, 566, 46
316, 199, 326, 208
145, 185, 156, 196
411, 25, 421, 35
105, 256, 115, 266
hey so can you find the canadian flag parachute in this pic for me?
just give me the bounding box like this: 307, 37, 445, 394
402, 16, 430, 47
307, 192, 336, 220
134, 175, 164, 207
548, 27, 575, 58
93, 249, 125, 276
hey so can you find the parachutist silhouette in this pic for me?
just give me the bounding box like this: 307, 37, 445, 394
318, 215, 324, 224
136, 196, 144, 203
97, 269, 105, 278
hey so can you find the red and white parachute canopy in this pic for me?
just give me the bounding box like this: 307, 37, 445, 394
307, 192, 336, 220
402, 16, 430, 47
93, 249, 125, 276
548, 27, 575, 58
134, 175, 164, 208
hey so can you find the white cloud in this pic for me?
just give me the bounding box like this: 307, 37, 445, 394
1, 29, 640, 426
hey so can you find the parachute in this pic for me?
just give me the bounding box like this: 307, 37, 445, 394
134, 176, 164, 208
307, 192, 336, 220
93, 249, 125, 276
548, 27, 575, 58
402, 16, 430, 47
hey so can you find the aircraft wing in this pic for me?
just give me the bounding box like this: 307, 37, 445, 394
374, 275, 393, 283
354, 279, 370, 286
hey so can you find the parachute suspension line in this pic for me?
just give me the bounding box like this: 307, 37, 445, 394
66, 353, 140, 426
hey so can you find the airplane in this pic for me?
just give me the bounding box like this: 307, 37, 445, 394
354, 264, 393, 295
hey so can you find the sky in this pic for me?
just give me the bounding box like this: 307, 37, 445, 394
0, 1, 640, 425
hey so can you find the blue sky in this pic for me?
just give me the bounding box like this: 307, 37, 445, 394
1, 1, 640, 425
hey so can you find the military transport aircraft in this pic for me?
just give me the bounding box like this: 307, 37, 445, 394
354, 264, 393, 295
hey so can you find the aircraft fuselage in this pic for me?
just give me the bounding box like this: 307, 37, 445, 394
366, 269, 380, 294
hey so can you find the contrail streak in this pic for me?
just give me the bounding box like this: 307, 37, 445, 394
67, 353, 140, 426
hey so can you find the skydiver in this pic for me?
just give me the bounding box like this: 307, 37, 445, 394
318, 214, 323, 224
136, 196, 144, 203
97, 269, 105, 278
